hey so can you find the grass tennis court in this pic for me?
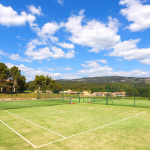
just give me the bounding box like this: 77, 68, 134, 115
0, 99, 150, 150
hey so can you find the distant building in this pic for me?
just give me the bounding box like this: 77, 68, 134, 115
82, 91, 91, 96
94, 92, 105, 96
93, 92, 126, 97
113, 92, 126, 97
46, 90, 52, 93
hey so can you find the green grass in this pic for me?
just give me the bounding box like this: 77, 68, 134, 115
0, 100, 150, 150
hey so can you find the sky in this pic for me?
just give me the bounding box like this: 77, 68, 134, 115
0, 0, 150, 81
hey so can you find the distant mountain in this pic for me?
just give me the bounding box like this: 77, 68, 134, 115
56, 76, 150, 83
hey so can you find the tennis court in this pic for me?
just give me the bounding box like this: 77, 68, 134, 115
0, 99, 150, 149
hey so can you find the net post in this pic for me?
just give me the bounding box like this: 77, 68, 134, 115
45, 89, 46, 99
26, 91, 27, 100
139, 88, 140, 100
63, 88, 64, 102
94, 97, 95, 104
90, 97, 91, 102
38, 90, 39, 99
83, 97, 84, 103
134, 84, 135, 107
71, 97, 72, 104
53, 89, 54, 101
79, 97, 80, 103
106, 85, 108, 105
109, 89, 114, 105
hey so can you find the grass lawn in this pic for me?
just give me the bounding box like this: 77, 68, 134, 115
0, 99, 150, 150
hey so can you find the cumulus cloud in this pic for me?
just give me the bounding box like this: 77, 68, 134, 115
0, 50, 8, 56
27, 5, 43, 16
79, 61, 113, 76
78, 60, 150, 77
6, 63, 62, 81
25, 39, 75, 60
62, 10, 120, 49
88, 48, 101, 53
38, 22, 59, 36
9, 54, 32, 62
119, 0, 150, 31
0, 4, 36, 26
109, 39, 150, 64
57, 42, 74, 49
45, 66, 72, 71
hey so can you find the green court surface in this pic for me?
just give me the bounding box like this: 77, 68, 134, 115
0, 99, 150, 150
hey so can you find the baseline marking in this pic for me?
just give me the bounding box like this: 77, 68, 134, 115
36, 112, 145, 148
0, 119, 37, 148
3, 110, 65, 138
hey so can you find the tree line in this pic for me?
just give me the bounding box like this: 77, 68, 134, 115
1, 62, 150, 97
0, 63, 62, 93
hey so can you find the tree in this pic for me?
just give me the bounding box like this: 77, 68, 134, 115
126, 88, 139, 97
0, 63, 26, 92
9, 66, 26, 92
0, 63, 9, 82
34, 75, 46, 91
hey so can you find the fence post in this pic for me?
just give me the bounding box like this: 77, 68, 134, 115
45, 89, 46, 99
79, 97, 80, 103
53, 89, 54, 101
83, 97, 84, 103
63, 88, 64, 102
106, 85, 108, 105
38, 90, 39, 99
134, 84, 135, 107
139, 88, 140, 100
94, 97, 95, 104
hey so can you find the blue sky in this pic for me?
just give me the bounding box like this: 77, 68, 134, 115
0, 0, 150, 81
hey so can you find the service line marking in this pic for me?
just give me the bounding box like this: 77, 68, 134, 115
0, 119, 37, 148
36, 112, 145, 148
1, 109, 145, 149
3, 110, 65, 138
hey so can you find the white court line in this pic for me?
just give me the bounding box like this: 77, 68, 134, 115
3, 110, 65, 138
24, 112, 59, 118
0, 119, 37, 148
36, 112, 145, 148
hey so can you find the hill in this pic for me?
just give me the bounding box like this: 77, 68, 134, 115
56, 76, 150, 83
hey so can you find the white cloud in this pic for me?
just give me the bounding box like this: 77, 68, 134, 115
96, 59, 107, 64
116, 58, 123, 61
109, 39, 150, 64
57, 42, 74, 49
0, 50, 8, 56
62, 74, 81, 79
44, 67, 53, 71
62, 10, 120, 49
25, 39, 75, 60
38, 22, 59, 36
9, 54, 32, 62
27, 5, 43, 16
6, 63, 62, 81
39, 61, 42, 63
119, 0, 150, 31
79, 61, 113, 76
57, 0, 64, 4
45, 66, 72, 71
88, 48, 101, 53
78, 60, 150, 77
0, 4, 36, 26
64, 66, 73, 71
16, 36, 21, 38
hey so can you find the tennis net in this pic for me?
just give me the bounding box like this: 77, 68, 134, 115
0, 98, 71, 110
